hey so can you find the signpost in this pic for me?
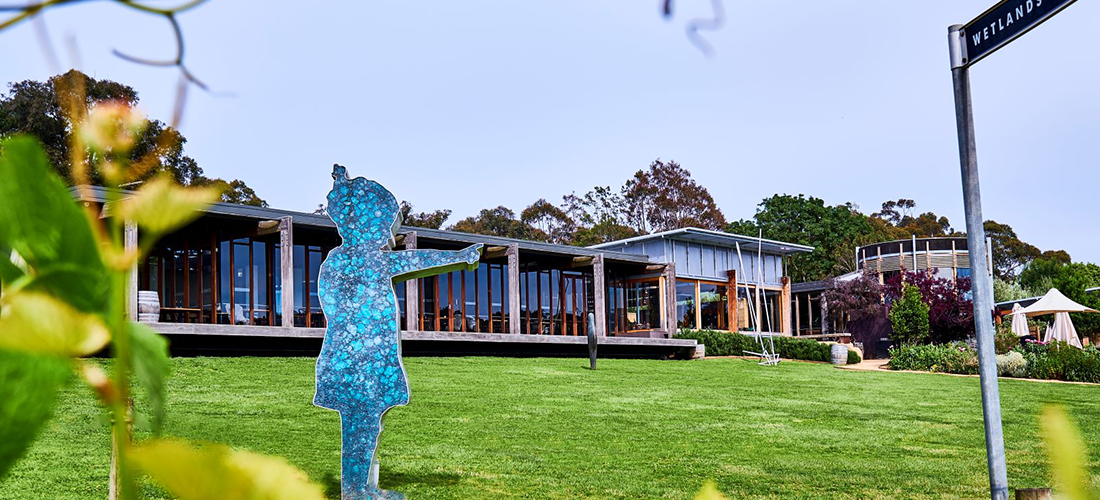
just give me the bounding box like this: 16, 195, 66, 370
948, 1, 1079, 499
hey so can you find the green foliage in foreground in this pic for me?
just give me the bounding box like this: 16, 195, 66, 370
7, 356, 1098, 499
675, 330, 860, 364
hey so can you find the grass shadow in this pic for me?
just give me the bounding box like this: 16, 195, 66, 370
320, 469, 463, 498
381, 469, 463, 489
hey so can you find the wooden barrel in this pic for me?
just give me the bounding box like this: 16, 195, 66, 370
1016, 488, 1051, 500
830, 343, 848, 365
137, 291, 160, 323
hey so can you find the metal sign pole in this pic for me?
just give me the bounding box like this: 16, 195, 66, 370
948, 24, 1009, 500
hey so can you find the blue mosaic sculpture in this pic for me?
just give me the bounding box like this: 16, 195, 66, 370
315, 165, 482, 499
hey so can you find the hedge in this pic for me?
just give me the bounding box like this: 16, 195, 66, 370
887, 342, 978, 374
674, 330, 861, 364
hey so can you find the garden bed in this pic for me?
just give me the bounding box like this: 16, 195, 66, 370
887, 339, 1100, 384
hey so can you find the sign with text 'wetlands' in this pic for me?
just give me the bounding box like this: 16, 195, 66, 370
962, 0, 1079, 66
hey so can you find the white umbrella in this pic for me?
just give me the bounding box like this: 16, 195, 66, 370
1012, 288, 1100, 317
1010, 303, 1030, 337
1011, 289, 1099, 349
1045, 312, 1084, 348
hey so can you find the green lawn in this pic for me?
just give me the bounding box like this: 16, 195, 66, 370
4, 356, 1100, 499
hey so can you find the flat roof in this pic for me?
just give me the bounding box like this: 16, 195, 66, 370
590, 227, 814, 256
72, 185, 655, 266
406, 227, 654, 265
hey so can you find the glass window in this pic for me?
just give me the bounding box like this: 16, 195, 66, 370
188, 250, 199, 309
699, 283, 728, 330
957, 267, 972, 278
761, 290, 781, 333
737, 286, 756, 332
438, 273, 450, 332
608, 282, 623, 334
253, 241, 268, 325
219, 241, 231, 324
494, 264, 507, 334
233, 241, 250, 324
676, 281, 697, 330
464, 269, 477, 332
520, 270, 531, 334
398, 278, 411, 331
625, 280, 661, 331
201, 249, 213, 322
273, 246, 282, 326
173, 249, 185, 308
293, 245, 306, 326
420, 278, 435, 330
308, 247, 324, 327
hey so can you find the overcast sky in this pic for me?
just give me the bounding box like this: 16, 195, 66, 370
2, 1, 1097, 262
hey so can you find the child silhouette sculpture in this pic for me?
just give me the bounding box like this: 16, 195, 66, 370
315, 165, 482, 499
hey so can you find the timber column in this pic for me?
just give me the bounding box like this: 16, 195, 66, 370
781, 276, 792, 335
125, 221, 138, 321
592, 254, 607, 337
279, 216, 294, 327
507, 244, 520, 334
726, 270, 737, 332
404, 231, 419, 331
662, 262, 677, 338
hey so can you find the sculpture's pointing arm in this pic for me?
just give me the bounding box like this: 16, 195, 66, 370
387, 244, 483, 281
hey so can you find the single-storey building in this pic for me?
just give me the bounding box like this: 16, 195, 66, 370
73, 186, 812, 355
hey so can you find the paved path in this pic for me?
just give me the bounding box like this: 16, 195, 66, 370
836, 358, 890, 371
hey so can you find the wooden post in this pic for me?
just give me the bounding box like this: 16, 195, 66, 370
821, 291, 830, 335
507, 244, 520, 334
124, 222, 138, 321
781, 276, 792, 335
952, 240, 959, 283
662, 262, 677, 338
808, 293, 814, 335
926, 241, 932, 274
877, 246, 884, 284
592, 254, 607, 337
726, 270, 737, 332
404, 231, 419, 331
108, 398, 133, 500
279, 216, 294, 327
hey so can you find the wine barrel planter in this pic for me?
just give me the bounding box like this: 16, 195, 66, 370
830, 343, 849, 365
137, 291, 160, 323
1015, 488, 1051, 500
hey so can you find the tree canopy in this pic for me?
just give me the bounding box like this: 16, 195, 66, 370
0, 70, 266, 206
622, 159, 726, 233
727, 194, 874, 282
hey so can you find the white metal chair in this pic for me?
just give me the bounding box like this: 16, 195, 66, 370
743, 332, 780, 366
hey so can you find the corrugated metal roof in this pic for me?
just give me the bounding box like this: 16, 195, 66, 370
590, 227, 814, 255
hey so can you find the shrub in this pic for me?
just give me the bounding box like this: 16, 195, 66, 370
887, 342, 978, 374
889, 285, 930, 345
995, 351, 1026, 377
1022, 342, 1100, 383
994, 322, 1019, 355
674, 330, 858, 364
885, 272, 973, 343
